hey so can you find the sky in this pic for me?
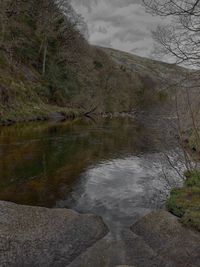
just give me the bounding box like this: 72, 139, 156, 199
70, 0, 170, 59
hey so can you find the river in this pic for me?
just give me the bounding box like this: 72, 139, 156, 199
0, 117, 183, 234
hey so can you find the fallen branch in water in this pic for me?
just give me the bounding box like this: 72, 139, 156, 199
84, 106, 97, 117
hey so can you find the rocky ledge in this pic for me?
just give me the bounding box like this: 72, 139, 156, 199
0, 202, 200, 267
0, 201, 108, 267
131, 210, 200, 267
69, 211, 200, 267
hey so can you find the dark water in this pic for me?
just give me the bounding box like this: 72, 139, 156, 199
0, 117, 182, 230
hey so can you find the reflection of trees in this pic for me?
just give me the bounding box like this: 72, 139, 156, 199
0, 118, 156, 207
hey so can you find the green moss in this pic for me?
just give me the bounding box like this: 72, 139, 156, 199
185, 170, 200, 187
167, 188, 186, 217
182, 210, 200, 231
167, 170, 200, 232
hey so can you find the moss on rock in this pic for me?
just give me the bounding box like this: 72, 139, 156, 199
167, 170, 200, 232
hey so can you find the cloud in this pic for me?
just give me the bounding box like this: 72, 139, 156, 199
71, 0, 169, 59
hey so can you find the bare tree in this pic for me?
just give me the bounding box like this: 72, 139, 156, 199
142, 0, 200, 178
143, 0, 200, 67
34, 0, 88, 75
0, 0, 87, 73
143, 0, 200, 139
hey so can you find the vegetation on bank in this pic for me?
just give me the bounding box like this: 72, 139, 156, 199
0, 0, 135, 123
167, 170, 200, 232
0, 48, 82, 123
0, 0, 171, 124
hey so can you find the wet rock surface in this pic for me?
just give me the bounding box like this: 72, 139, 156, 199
0, 201, 108, 267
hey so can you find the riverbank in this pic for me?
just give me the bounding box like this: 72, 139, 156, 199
0, 104, 84, 126
0, 109, 137, 126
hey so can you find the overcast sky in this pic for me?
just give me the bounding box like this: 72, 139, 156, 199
71, 0, 170, 59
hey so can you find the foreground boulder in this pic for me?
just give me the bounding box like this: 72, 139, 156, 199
131, 210, 200, 267
0, 201, 108, 267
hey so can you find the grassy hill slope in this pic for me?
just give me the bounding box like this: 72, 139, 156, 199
0, 0, 191, 125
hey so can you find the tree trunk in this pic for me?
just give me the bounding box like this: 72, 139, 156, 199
42, 39, 47, 76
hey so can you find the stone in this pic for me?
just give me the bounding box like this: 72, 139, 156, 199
131, 210, 200, 267
0, 201, 108, 267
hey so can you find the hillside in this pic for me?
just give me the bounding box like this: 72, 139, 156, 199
0, 0, 194, 125
101, 47, 188, 109
0, 41, 183, 125
101, 46, 187, 81
103, 48, 200, 131
0, 0, 143, 124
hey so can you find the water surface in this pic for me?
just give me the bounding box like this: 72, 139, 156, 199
0, 117, 181, 230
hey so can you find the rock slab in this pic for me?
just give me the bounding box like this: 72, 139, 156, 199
0, 201, 108, 267
131, 210, 200, 267
68, 230, 172, 267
